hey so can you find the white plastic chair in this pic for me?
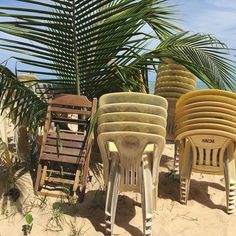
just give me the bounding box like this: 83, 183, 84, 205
97, 92, 167, 235
99, 103, 167, 119
98, 112, 166, 128
99, 92, 168, 109
98, 132, 165, 235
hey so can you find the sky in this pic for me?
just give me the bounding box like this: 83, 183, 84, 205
149, 0, 236, 90
0, 0, 236, 90
173, 0, 236, 49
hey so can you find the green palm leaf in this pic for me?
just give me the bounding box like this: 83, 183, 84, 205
0, 0, 180, 98
0, 65, 47, 131
145, 32, 236, 91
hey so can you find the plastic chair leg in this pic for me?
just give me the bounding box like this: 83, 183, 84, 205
105, 154, 121, 236
180, 140, 192, 204
141, 155, 153, 236
173, 141, 179, 172
224, 144, 236, 214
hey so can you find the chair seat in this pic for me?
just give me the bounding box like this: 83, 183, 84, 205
41, 131, 87, 164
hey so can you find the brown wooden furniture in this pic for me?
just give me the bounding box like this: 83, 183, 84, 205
35, 94, 97, 201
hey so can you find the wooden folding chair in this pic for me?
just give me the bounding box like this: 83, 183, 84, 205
35, 94, 97, 201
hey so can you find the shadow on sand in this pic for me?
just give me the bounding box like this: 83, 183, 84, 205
53, 190, 144, 236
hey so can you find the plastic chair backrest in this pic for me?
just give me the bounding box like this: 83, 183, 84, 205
99, 103, 167, 118
176, 111, 236, 124
99, 92, 168, 108
176, 89, 236, 107
176, 117, 236, 130
97, 122, 166, 137
175, 123, 236, 138
98, 112, 166, 127
97, 131, 165, 184
157, 75, 196, 86
157, 81, 195, 90
156, 87, 191, 93
176, 130, 234, 174
156, 92, 184, 98
176, 106, 236, 120
176, 101, 236, 113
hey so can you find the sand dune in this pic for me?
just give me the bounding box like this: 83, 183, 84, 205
0, 142, 236, 235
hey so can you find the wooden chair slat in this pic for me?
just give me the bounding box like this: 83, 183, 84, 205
49, 107, 91, 115
41, 153, 85, 164
43, 145, 86, 156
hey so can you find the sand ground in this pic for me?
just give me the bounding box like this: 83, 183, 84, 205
0, 141, 236, 236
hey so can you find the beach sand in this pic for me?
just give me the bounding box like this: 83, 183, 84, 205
0, 133, 236, 236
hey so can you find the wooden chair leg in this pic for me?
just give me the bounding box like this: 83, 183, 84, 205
180, 140, 192, 204
78, 146, 92, 202
141, 155, 153, 236
35, 163, 42, 192
105, 155, 120, 236
40, 165, 48, 187
73, 169, 81, 193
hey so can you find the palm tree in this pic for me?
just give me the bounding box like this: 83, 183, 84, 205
0, 0, 235, 130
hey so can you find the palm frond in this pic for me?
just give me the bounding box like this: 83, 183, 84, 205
148, 32, 236, 90
0, 0, 181, 97
0, 65, 47, 130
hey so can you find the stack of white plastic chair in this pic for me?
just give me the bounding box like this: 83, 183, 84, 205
97, 92, 168, 236
155, 58, 196, 169
175, 89, 236, 214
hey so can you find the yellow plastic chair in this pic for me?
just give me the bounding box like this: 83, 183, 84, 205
176, 101, 236, 114
156, 81, 195, 90
98, 112, 166, 128
176, 123, 236, 138
156, 75, 196, 86
155, 87, 191, 94
176, 106, 236, 121
99, 92, 168, 109
176, 118, 236, 131
176, 129, 236, 214
98, 132, 165, 236
175, 89, 236, 214
176, 89, 236, 107
176, 111, 236, 125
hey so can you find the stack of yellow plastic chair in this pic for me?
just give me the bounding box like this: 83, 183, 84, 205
155, 58, 196, 169
97, 92, 168, 236
175, 89, 236, 214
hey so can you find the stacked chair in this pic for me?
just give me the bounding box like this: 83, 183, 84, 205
175, 89, 236, 214
97, 92, 168, 236
155, 58, 196, 168
35, 94, 97, 202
